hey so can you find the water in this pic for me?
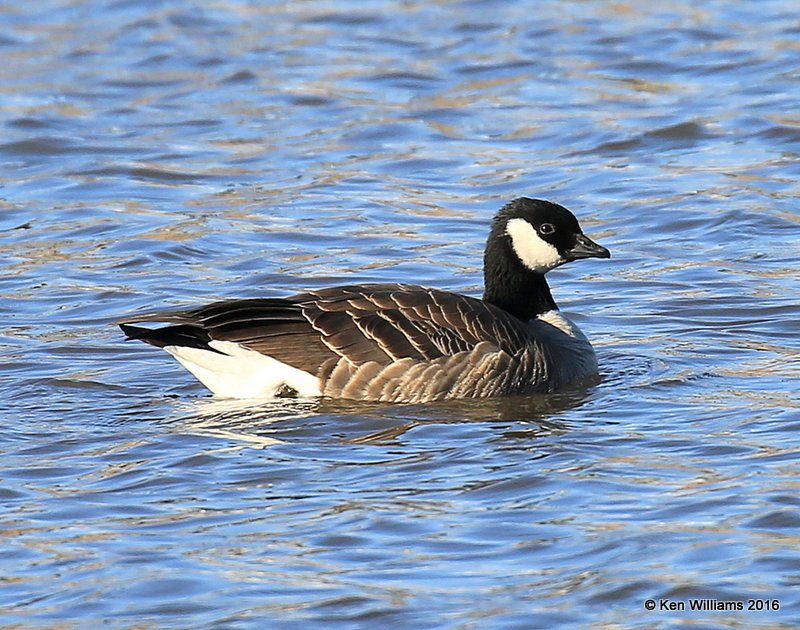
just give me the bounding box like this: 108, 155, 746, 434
2, 0, 799, 626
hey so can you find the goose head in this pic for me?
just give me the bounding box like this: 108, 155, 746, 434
483, 197, 610, 319
494, 197, 610, 274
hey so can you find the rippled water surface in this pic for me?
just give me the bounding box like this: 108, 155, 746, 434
2, 1, 800, 627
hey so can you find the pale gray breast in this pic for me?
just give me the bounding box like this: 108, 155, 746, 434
527, 310, 598, 387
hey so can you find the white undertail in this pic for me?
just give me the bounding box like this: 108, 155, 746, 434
165, 340, 322, 399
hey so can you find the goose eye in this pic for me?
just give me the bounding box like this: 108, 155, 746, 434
538, 223, 555, 236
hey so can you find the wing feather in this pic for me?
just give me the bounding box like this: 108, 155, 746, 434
120, 283, 538, 398
119, 297, 335, 374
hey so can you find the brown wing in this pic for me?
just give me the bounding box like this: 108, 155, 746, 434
118, 297, 336, 375
119, 283, 532, 380
295, 283, 531, 364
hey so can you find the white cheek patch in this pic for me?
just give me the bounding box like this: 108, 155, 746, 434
506, 218, 564, 272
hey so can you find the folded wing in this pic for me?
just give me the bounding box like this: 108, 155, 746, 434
119, 283, 540, 400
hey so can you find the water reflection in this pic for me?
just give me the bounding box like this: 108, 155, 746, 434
167, 383, 597, 447
168, 397, 317, 448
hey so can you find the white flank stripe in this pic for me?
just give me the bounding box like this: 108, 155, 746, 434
164, 340, 321, 399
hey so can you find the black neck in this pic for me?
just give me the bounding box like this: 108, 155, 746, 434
482, 240, 557, 320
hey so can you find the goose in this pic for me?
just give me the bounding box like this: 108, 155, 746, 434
119, 198, 610, 402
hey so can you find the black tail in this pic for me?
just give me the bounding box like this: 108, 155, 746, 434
119, 323, 222, 354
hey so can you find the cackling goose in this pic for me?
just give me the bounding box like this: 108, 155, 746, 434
119, 198, 610, 402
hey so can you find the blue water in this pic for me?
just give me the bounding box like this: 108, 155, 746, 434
2, 1, 800, 627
